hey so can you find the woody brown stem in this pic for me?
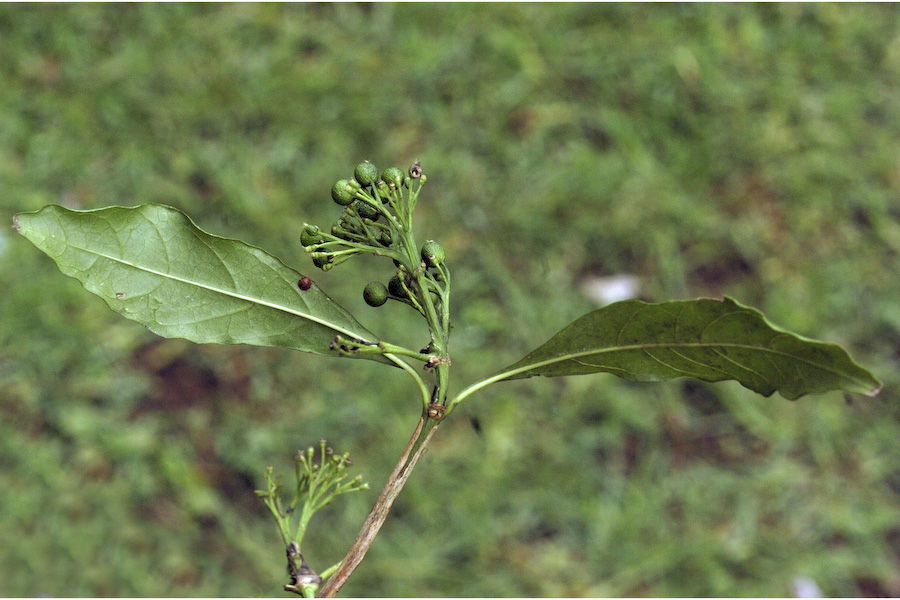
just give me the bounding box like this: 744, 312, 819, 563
316, 414, 439, 597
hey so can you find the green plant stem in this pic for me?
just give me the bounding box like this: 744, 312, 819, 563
448, 371, 509, 412
316, 413, 440, 597
394, 222, 451, 404
318, 561, 342, 581
384, 353, 430, 408
378, 342, 431, 363
293, 502, 315, 548
413, 267, 450, 400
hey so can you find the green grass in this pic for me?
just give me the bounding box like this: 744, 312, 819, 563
1, 4, 898, 596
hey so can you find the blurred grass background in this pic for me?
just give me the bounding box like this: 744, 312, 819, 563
1, 4, 898, 596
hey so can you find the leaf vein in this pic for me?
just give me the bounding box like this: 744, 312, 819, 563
63, 242, 366, 340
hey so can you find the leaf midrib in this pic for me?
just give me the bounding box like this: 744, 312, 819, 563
504, 341, 871, 387
67, 241, 366, 340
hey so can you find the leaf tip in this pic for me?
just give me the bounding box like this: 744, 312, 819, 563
12, 213, 21, 233
864, 380, 883, 398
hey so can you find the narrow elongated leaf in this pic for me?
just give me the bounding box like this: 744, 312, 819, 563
494, 297, 881, 400
14, 204, 389, 363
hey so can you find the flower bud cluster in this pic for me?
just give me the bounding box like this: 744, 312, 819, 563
256, 441, 368, 554
293, 440, 367, 505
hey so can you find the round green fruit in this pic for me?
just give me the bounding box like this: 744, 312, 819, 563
354, 161, 379, 186
363, 281, 389, 307
381, 166, 404, 187
331, 179, 355, 206
388, 275, 409, 299
420, 240, 445, 267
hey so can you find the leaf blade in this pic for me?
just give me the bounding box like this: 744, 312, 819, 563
15, 204, 388, 362
494, 297, 881, 399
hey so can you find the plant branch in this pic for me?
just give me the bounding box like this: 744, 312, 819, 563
316, 413, 440, 597
384, 353, 431, 408
448, 370, 509, 411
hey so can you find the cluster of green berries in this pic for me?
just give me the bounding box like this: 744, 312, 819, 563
300, 160, 423, 271
301, 160, 447, 316
362, 239, 445, 307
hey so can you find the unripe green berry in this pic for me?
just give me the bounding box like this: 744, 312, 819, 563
331, 179, 355, 206
381, 167, 404, 187
353, 200, 379, 221
388, 275, 409, 299
301, 225, 322, 247
354, 161, 379, 186
363, 281, 389, 307
420, 240, 445, 267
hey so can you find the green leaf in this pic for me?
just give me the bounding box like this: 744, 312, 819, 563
14, 204, 389, 363
493, 297, 881, 400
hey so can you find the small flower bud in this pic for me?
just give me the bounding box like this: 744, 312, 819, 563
300, 225, 322, 247
375, 179, 390, 200
312, 253, 333, 269
353, 200, 379, 221
332, 222, 359, 241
